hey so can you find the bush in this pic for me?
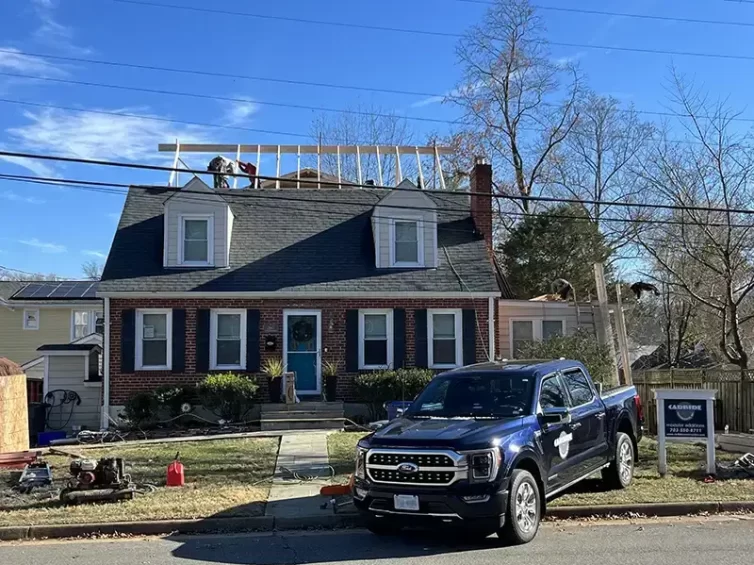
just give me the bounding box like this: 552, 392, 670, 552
517, 329, 615, 385
197, 373, 259, 422
354, 368, 434, 421
123, 391, 159, 426
153, 385, 198, 417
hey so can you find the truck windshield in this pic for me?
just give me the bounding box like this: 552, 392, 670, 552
406, 373, 534, 419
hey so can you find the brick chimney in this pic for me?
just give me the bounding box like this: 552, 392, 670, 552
470, 156, 493, 249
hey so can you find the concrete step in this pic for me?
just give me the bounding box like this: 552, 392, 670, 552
261, 402, 343, 413
261, 420, 344, 432
262, 411, 344, 421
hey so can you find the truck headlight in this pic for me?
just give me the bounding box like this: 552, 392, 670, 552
465, 449, 501, 483
355, 447, 368, 479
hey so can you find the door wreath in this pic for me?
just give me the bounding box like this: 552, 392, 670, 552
291, 319, 314, 343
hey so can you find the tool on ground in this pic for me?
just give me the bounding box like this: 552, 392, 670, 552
319, 474, 354, 514
15, 462, 53, 494
60, 457, 156, 504
167, 452, 185, 487
0, 451, 40, 469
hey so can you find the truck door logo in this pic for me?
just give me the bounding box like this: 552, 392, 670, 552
554, 431, 573, 459
398, 462, 419, 474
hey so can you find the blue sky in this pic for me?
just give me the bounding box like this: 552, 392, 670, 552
1, 0, 754, 278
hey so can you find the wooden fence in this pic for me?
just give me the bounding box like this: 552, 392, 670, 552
633, 369, 754, 434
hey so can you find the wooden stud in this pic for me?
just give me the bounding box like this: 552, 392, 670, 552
434, 145, 446, 191
376, 146, 383, 186
395, 146, 402, 184
275, 145, 281, 189
233, 144, 241, 189
337, 145, 342, 189
356, 146, 363, 186
297, 145, 301, 189
415, 147, 424, 188
255, 144, 261, 189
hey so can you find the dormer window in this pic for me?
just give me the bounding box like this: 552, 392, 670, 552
179, 214, 213, 266
390, 218, 424, 267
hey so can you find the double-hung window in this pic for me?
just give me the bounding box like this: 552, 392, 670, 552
136, 309, 172, 370
72, 310, 104, 340
390, 218, 423, 267
210, 310, 247, 370
359, 310, 393, 369
180, 214, 213, 266
428, 309, 463, 368
510, 319, 565, 358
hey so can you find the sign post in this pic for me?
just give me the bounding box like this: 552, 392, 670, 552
654, 389, 717, 476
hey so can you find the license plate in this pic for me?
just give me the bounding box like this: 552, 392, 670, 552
394, 494, 420, 511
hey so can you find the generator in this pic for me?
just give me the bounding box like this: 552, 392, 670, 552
60, 457, 136, 504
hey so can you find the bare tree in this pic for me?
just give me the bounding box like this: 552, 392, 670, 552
310, 103, 416, 186
548, 92, 655, 255
633, 70, 754, 426
0, 269, 59, 281
449, 0, 581, 216
82, 260, 102, 281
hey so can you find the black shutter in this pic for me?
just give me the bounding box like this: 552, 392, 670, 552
172, 309, 186, 373
246, 309, 260, 372
393, 309, 406, 370
120, 309, 135, 373
463, 309, 477, 366
346, 310, 359, 372
196, 309, 210, 374
414, 309, 428, 368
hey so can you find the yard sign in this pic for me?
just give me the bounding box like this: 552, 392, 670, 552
654, 389, 717, 476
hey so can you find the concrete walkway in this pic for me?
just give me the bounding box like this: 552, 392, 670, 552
265, 431, 336, 519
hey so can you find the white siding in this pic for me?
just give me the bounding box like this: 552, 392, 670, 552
372, 189, 437, 268
47, 355, 101, 432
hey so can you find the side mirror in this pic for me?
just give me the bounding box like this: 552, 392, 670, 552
541, 407, 571, 426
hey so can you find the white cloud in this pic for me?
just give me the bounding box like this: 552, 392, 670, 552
411, 95, 445, 109
6, 107, 211, 163
0, 151, 58, 177
20, 238, 66, 253
30, 0, 91, 56
0, 47, 67, 78
221, 97, 259, 126
82, 250, 106, 259
0, 190, 45, 204
553, 52, 586, 68
411, 82, 483, 108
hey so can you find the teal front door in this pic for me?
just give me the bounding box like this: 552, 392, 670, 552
285, 312, 320, 394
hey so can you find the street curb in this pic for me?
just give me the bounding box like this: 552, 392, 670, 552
2, 501, 754, 542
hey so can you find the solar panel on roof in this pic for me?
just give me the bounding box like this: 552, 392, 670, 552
11, 281, 99, 300
14, 283, 44, 298
81, 283, 97, 298
50, 283, 76, 298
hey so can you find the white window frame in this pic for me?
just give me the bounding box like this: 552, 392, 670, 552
427, 309, 463, 369
388, 217, 424, 267
22, 309, 40, 330
135, 309, 172, 371
70, 309, 104, 340
210, 309, 247, 371
179, 213, 214, 267
358, 309, 394, 370
509, 318, 566, 358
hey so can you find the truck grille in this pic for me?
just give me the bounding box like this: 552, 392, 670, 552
366, 449, 467, 487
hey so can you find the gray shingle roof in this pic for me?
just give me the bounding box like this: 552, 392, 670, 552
99, 187, 501, 295
0, 281, 25, 301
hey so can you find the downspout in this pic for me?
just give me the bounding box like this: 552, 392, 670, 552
101, 296, 110, 430
488, 296, 495, 361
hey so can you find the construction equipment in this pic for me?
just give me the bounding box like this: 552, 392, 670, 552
60, 457, 155, 504
16, 462, 53, 494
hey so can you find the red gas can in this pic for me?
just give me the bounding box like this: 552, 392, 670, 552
167, 452, 184, 487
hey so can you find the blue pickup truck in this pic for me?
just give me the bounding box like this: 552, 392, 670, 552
352, 360, 644, 544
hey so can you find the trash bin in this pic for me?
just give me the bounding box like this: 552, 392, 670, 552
384, 401, 413, 420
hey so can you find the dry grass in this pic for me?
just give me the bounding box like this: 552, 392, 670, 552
327, 432, 754, 506
0, 437, 279, 526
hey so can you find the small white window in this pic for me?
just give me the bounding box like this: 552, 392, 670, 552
510, 319, 565, 358
428, 309, 463, 369
210, 310, 247, 370
23, 309, 40, 330
359, 310, 394, 369
136, 309, 172, 370
180, 215, 213, 266
390, 218, 424, 267
71, 310, 104, 340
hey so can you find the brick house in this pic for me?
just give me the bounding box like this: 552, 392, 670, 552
97, 159, 507, 426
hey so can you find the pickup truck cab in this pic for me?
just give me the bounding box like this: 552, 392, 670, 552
352, 359, 643, 544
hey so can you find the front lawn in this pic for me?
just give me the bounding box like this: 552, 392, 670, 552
0, 437, 279, 526
327, 432, 754, 506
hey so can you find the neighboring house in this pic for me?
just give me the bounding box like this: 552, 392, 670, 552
0, 281, 103, 380
98, 159, 505, 426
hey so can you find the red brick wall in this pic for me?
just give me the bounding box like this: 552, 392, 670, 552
108, 297, 494, 405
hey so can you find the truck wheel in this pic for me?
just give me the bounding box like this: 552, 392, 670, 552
602, 432, 634, 489
366, 517, 401, 536
497, 469, 540, 545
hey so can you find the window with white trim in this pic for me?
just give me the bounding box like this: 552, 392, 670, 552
510, 319, 565, 358
428, 310, 463, 368
390, 218, 423, 267
23, 309, 39, 330
71, 310, 104, 340
359, 310, 394, 369
136, 309, 172, 370
180, 215, 213, 266
210, 310, 247, 370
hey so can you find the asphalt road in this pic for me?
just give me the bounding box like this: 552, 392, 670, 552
2, 516, 754, 565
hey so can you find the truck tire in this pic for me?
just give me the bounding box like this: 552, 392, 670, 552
497, 469, 540, 545
602, 432, 634, 489
366, 517, 401, 536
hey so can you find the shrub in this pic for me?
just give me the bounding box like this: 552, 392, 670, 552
154, 385, 198, 417
123, 391, 158, 426
517, 329, 614, 385
354, 368, 434, 421
197, 372, 259, 422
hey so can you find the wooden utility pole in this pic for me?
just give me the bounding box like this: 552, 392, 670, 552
614, 284, 632, 385
594, 263, 620, 387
